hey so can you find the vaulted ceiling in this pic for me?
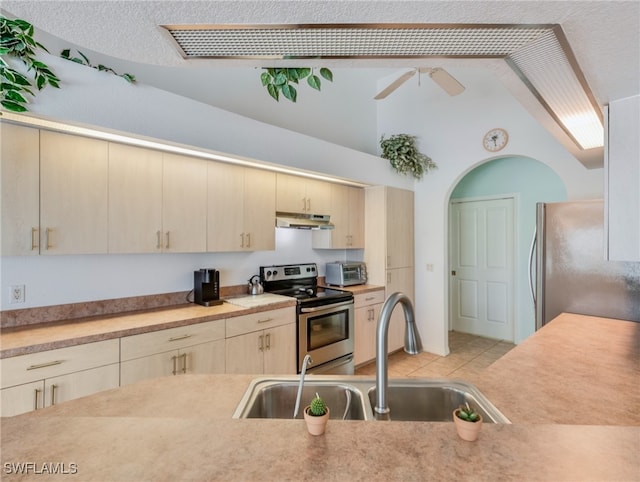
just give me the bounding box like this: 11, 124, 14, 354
3, 1, 639, 168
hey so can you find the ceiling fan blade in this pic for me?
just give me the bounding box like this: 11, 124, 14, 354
374, 70, 416, 100
428, 67, 465, 96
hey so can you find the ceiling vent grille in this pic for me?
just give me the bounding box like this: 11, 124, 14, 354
162, 24, 551, 59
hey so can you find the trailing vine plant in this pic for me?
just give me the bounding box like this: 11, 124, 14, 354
261, 67, 333, 102
380, 133, 437, 180
0, 16, 60, 112
60, 49, 136, 83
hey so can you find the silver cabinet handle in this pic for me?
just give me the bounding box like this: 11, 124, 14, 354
171, 355, 178, 375
306, 198, 311, 212
156, 230, 162, 249
27, 360, 63, 370
265, 333, 271, 350
31, 227, 39, 251
365, 296, 375, 301
165, 231, 170, 249
45, 227, 53, 250
180, 353, 187, 374
301, 198, 306, 212
246, 232, 251, 248
51, 384, 58, 406
240, 233, 245, 248
168, 334, 191, 342
257, 317, 273, 324
34, 388, 42, 411
258, 334, 264, 352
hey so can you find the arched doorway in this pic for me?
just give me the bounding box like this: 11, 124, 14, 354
447, 156, 566, 344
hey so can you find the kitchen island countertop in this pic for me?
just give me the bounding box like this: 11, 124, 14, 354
1, 313, 638, 481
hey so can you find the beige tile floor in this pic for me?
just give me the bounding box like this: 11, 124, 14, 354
355, 331, 515, 379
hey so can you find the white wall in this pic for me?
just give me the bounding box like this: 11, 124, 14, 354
377, 67, 603, 353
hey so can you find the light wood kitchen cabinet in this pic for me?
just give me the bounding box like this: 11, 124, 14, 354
0, 340, 119, 417
364, 186, 415, 353
312, 184, 365, 249
208, 163, 276, 251
1, 122, 40, 256
354, 290, 385, 366
225, 307, 296, 374
39, 130, 109, 254
276, 173, 331, 215
386, 266, 415, 352
605, 95, 640, 261
120, 319, 226, 386
108, 143, 164, 253
162, 152, 208, 253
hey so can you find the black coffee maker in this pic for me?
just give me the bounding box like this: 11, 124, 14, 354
194, 269, 222, 306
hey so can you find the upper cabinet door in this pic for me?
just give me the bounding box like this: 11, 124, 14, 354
40, 130, 108, 255
1, 123, 40, 255
207, 162, 245, 251
347, 186, 365, 248
162, 153, 207, 253
243, 168, 276, 251
108, 143, 163, 253
386, 187, 414, 269
276, 173, 307, 213
276, 174, 331, 214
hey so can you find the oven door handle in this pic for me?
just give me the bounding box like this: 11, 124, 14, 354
300, 300, 354, 313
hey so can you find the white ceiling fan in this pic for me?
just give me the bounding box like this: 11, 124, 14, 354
374, 68, 465, 100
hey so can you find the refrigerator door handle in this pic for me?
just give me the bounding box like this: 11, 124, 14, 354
528, 228, 537, 305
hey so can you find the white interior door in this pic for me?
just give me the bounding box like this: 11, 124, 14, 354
450, 197, 514, 341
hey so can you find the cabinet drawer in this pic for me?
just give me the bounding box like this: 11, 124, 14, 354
0, 339, 119, 388
354, 290, 385, 308
121, 319, 225, 361
225, 307, 295, 338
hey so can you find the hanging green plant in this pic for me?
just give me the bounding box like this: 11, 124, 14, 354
0, 16, 60, 112
60, 49, 136, 83
380, 133, 437, 180
260, 67, 333, 102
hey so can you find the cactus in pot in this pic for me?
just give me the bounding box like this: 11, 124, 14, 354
304, 392, 330, 435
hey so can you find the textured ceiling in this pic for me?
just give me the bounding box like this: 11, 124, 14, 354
2, 1, 639, 167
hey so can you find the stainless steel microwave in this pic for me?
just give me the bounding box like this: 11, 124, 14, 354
325, 262, 367, 287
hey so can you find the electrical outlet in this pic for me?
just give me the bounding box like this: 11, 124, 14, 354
10, 285, 25, 304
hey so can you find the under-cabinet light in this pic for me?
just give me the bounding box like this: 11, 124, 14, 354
0, 111, 368, 187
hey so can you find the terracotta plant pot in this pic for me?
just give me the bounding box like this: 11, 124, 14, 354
303, 406, 330, 436
453, 409, 483, 442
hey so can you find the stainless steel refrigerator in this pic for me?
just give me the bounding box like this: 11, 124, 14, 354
532, 200, 640, 329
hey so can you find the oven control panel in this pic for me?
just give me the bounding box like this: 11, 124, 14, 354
260, 263, 317, 282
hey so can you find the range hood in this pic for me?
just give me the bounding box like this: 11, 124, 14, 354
276, 212, 334, 230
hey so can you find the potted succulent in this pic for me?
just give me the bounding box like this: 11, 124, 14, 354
303, 392, 330, 436
453, 402, 483, 441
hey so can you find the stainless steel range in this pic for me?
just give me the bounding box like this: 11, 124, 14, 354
260, 263, 355, 375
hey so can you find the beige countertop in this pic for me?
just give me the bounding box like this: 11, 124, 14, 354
1, 313, 638, 481
0, 295, 296, 358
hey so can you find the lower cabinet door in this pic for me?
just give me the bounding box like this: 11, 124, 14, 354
1, 380, 45, 417
121, 350, 176, 386
225, 332, 264, 374
183, 340, 225, 374
263, 323, 296, 374
45, 364, 120, 408
354, 304, 380, 366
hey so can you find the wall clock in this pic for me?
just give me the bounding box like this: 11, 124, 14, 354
482, 128, 509, 152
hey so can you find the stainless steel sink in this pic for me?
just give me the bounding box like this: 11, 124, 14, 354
233, 378, 367, 420
233, 376, 510, 423
367, 380, 510, 423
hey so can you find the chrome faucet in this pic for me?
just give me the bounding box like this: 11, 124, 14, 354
375, 292, 423, 420
293, 354, 312, 418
